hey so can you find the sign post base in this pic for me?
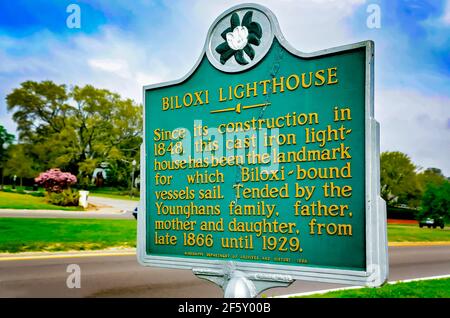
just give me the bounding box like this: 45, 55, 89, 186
193, 262, 294, 298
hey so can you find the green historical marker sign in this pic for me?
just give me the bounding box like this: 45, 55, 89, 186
138, 4, 388, 296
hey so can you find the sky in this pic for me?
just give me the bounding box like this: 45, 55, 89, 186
0, 0, 449, 175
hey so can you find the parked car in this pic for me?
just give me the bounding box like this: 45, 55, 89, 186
419, 217, 444, 229
133, 206, 138, 220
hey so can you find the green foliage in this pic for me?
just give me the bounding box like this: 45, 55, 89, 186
1, 187, 27, 194
101, 160, 134, 187
0, 125, 15, 186
0, 125, 14, 161
6, 81, 142, 186
29, 191, 45, 197
417, 181, 450, 221
1, 185, 45, 195
77, 158, 98, 187
46, 188, 80, 207
3, 144, 37, 183
380, 152, 449, 213
380, 151, 421, 207
90, 192, 139, 201
119, 187, 140, 197
417, 168, 447, 190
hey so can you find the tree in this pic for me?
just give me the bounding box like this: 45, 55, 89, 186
6, 81, 70, 143
3, 144, 36, 186
6, 81, 142, 186
0, 125, 14, 155
6, 81, 74, 175
0, 125, 15, 188
70, 85, 142, 185
417, 181, 450, 221
380, 151, 421, 207
417, 168, 446, 190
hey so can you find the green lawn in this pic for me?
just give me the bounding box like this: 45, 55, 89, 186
90, 192, 139, 201
297, 278, 450, 298
388, 224, 450, 242
0, 218, 136, 253
0, 191, 82, 211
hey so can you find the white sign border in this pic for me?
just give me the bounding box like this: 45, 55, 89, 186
138, 3, 388, 287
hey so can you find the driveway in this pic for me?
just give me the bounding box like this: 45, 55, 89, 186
88, 196, 137, 213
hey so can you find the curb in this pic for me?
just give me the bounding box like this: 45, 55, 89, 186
276, 274, 450, 298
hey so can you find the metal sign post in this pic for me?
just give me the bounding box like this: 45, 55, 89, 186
193, 262, 294, 298
138, 3, 388, 298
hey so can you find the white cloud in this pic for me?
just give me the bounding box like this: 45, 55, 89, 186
0, 25, 175, 136
377, 89, 450, 176
88, 58, 130, 75
178, 0, 366, 52
443, 0, 450, 25
0, 26, 173, 105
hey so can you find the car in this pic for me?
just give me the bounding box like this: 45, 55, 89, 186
419, 217, 444, 229
133, 206, 138, 220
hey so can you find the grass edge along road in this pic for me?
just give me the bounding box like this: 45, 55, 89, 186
0, 218, 136, 253
290, 276, 450, 298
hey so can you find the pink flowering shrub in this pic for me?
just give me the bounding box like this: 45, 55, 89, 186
35, 168, 77, 193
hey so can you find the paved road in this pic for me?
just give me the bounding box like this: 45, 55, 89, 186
88, 196, 137, 213
0, 196, 137, 219
0, 245, 449, 298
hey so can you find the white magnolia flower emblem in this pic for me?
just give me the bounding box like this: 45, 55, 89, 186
226, 26, 249, 51
215, 11, 262, 65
